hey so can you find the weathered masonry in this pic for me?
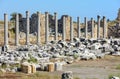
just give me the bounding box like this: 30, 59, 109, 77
3, 11, 108, 46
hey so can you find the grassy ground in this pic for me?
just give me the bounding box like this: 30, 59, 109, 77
0, 71, 80, 79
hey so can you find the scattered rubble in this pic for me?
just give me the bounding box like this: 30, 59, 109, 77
0, 38, 120, 73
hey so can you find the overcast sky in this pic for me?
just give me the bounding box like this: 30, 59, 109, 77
0, 0, 120, 21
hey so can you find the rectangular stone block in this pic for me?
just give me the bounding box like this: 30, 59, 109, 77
48, 62, 54, 72
30, 64, 36, 73
21, 64, 31, 74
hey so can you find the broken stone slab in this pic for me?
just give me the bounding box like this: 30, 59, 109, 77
62, 71, 73, 79
80, 53, 97, 60
111, 76, 120, 79
112, 51, 120, 56
38, 57, 49, 63
58, 40, 68, 47
95, 53, 105, 59
90, 43, 102, 50
73, 37, 80, 42
64, 57, 74, 64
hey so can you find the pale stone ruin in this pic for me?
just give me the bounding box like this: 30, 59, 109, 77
0, 11, 120, 79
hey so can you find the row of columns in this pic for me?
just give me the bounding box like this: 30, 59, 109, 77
3, 12, 107, 46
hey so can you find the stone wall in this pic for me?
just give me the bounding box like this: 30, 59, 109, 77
19, 13, 45, 34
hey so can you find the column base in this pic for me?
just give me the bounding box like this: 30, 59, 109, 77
2, 45, 9, 52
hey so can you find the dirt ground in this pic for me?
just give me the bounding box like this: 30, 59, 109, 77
0, 55, 120, 79
63, 55, 120, 79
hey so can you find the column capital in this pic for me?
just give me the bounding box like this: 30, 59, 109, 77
45, 12, 49, 14
54, 12, 57, 15
26, 11, 29, 13
103, 16, 106, 19
37, 11, 40, 14
97, 15, 100, 18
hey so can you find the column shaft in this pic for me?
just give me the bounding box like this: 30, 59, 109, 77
45, 12, 49, 43
15, 14, 19, 46
62, 16, 66, 41
91, 18, 94, 38
4, 13, 8, 46
77, 17, 81, 38
70, 17, 73, 42
103, 16, 107, 38
85, 17, 88, 38
54, 12, 58, 41
37, 12, 40, 44
26, 11, 30, 45
97, 15, 100, 39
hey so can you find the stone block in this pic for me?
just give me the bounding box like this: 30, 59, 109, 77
55, 62, 62, 71
48, 62, 54, 72
62, 71, 73, 79
30, 64, 36, 73
21, 62, 36, 74
21, 63, 31, 73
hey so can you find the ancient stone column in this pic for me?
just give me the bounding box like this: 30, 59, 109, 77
62, 16, 66, 41
103, 16, 107, 38
70, 17, 73, 42
45, 12, 49, 43
15, 14, 19, 46
54, 12, 58, 41
4, 13, 8, 46
77, 17, 81, 38
84, 17, 88, 38
37, 12, 40, 44
97, 15, 100, 39
26, 11, 30, 45
91, 18, 94, 38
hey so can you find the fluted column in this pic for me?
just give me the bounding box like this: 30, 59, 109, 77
77, 17, 81, 38
62, 16, 66, 41
26, 11, 30, 45
54, 12, 58, 41
45, 12, 49, 43
15, 14, 19, 46
4, 13, 8, 46
37, 12, 40, 44
84, 17, 88, 38
103, 16, 107, 38
70, 17, 73, 42
91, 18, 94, 38
97, 15, 100, 39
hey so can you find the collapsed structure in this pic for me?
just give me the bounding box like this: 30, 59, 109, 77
0, 11, 120, 75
